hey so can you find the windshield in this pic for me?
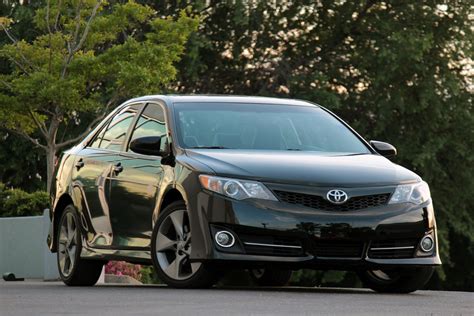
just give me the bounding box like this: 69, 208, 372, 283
174, 102, 370, 154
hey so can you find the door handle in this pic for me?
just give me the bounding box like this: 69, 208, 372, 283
75, 159, 84, 170
113, 162, 123, 174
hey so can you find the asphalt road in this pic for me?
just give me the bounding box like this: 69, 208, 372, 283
1, 280, 473, 316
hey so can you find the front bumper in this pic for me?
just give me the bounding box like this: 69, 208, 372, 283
189, 187, 441, 269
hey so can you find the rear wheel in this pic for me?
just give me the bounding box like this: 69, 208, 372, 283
249, 268, 292, 286
151, 201, 217, 288
57, 205, 104, 286
357, 267, 434, 293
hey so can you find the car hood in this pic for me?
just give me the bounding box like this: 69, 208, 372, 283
185, 149, 420, 187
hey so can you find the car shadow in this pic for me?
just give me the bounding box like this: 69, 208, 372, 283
97, 283, 390, 295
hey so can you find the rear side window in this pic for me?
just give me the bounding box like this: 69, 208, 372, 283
127, 103, 167, 151
89, 104, 142, 151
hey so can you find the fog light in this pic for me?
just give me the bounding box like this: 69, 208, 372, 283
215, 231, 235, 248
420, 235, 434, 252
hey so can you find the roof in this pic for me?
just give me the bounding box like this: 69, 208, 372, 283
126, 94, 317, 107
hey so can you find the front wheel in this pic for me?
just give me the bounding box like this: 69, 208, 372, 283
357, 267, 434, 293
151, 201, 217, 288
57, 205, 104, 286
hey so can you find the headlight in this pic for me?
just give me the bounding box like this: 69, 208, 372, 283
199, 175, 277, 201
389, 181, 431, 205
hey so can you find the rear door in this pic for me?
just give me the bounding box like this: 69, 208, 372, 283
72, 103, 143, 248
108, 102, 168, 249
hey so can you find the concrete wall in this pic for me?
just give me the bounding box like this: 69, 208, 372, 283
0, 210, 59, 280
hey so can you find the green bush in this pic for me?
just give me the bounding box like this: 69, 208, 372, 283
0, 183, 49, 217
139, 266, 162, 284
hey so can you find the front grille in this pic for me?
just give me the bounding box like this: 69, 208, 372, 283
239, 234, 305, 257
312, 240, 364, 258
368, 239, 418, 259
274, 190, 390, 212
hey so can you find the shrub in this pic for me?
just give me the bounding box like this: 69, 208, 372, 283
104, 263, 161, 284
139, 266, 162, 284
0, 183, 49, 217
105, 261, 143, 281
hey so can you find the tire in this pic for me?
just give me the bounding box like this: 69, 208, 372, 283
151, 201, 217, 288
57, 205, 104, 286
249, 268, 293, 286
357, 267, 435, 293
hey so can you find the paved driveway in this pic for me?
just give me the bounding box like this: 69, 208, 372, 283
1, 280, 473, 315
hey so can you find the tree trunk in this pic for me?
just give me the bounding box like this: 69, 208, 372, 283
45, 145, 56, 194
45, 115, 60, 194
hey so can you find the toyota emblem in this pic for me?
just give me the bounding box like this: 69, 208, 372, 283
326, 189, 349, 204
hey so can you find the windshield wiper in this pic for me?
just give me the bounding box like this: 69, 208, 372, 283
286, 148, 303, 151
190, 146, 230, 149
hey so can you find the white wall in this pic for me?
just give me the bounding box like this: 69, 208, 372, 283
0, 210, 59, 280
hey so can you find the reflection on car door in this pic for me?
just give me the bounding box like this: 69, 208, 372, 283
108, 103, 168, 249
72, 103, 143, 248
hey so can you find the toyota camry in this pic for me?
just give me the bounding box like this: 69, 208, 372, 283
48, 95, 440, 292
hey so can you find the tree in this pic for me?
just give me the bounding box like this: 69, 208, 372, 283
0, 1, 45, 191
0, 131, 45, 190
0, 0, 198, 193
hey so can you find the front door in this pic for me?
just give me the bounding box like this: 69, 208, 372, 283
108, 103, 168, 249
72, 103, 143, 248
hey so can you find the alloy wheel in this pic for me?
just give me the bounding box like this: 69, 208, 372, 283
58, 212, 78, 277
155, 209, 201, 280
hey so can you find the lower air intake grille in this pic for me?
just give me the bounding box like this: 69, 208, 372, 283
243, 244, 304, 257
239, 234, 304, 257
368, 239, 418, 259
312, 240, 364, 258
274, 190, 390, 212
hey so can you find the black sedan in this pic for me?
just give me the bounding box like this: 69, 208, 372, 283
48, 95, 440, 292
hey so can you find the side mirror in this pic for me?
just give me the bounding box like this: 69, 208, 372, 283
129, 136, 168, 156
370, 140, 397, 158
